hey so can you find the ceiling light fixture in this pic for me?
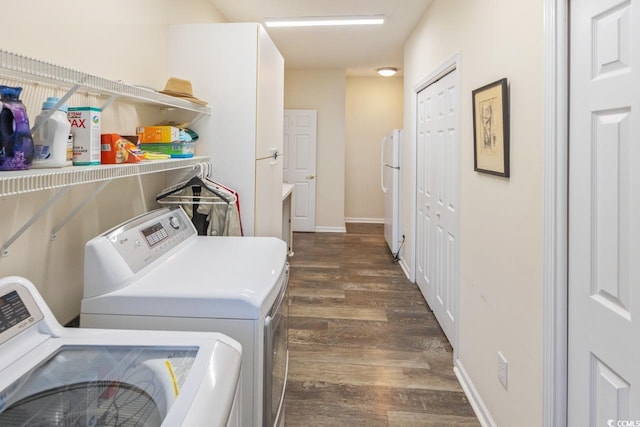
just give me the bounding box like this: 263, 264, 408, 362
377, 67, 397, 77
264, 15, 384, 28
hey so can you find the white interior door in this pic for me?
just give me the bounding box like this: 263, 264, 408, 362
283, 109, 317, 232
568, 0, 640, 424
415, 70, 459, 347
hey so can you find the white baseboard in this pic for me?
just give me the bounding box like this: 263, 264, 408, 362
314, 226, 347, 233
344, 217, 384, 224
454, 359, 497, 427
398, 256, 411, 281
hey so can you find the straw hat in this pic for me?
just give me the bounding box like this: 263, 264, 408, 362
159, 77, 207, 106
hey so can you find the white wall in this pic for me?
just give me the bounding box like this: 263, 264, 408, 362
345, 76, 403, 222
284, 69, 346, 232
0, 0, 226, 323
3, 0, 225, 88
403, 1, 544, 426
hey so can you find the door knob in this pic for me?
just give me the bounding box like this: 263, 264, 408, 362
436, 212, 441, 218
306, 175, 315, 180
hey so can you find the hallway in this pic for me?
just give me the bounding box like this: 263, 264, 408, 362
284, 223, 480, 426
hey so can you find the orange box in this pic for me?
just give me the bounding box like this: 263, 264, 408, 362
101, 134, 141, 164
136, 126, 180, 143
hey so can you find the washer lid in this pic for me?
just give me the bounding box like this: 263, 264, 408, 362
0, 331, 242, 427
0, 346, 197, 426
82, 236, 288, 319
0, 276, 243, 427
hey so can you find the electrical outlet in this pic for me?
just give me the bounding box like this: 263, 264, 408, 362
497, 352, 508, 389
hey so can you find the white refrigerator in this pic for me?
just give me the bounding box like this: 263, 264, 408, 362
381, 129, 402, 256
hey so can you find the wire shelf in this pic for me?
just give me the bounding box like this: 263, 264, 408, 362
0, 49, 211, 114
0, 157, 207, 197
0, 49, 214, 197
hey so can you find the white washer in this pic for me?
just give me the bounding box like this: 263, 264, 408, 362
0, 276, 242, 427
80, 206, 289, 427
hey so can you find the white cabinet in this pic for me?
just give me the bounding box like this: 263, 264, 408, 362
168, 23, 285, 237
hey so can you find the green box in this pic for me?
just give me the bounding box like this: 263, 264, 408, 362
142, 142, 195, 158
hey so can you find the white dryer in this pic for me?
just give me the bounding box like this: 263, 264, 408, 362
0, 276, 242, 427
80, 206, 289, 427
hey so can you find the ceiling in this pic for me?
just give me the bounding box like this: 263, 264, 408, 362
209, 0, 433, 76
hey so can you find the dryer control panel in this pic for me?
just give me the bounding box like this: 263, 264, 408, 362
103, 207, 197, 274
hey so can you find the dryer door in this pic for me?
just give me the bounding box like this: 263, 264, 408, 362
263, 266, 289, 427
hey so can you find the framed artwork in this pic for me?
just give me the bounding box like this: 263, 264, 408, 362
472, 78, 510, 177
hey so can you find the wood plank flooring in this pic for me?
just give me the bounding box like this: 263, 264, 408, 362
285, 223, 480, 427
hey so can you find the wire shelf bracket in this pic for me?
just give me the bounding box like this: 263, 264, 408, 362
1, 187, 71, 257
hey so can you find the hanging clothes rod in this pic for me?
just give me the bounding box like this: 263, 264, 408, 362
156, 161, 237, 205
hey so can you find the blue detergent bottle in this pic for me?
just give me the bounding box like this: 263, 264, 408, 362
0, 85, 34, 170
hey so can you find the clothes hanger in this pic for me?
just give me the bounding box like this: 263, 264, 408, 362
156, 163, 231, 204
199, 161, 238, 202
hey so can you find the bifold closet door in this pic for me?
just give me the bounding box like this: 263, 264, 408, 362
415, 70, 459, 348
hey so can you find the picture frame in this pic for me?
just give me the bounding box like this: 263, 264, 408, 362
472, 78, 510, 177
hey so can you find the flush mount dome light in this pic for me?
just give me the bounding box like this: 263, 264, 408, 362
377, 67, 397, 77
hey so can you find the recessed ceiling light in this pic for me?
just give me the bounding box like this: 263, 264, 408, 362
377, 67, 397, 77
264, 15, 384, 28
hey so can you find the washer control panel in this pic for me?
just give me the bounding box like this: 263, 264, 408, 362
105, 207, 197, 273
0, 282, 44, 346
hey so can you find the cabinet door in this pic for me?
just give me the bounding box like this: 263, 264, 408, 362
256, 25, 285, 159
255, 25, 284, 238
255, 157, 283, 238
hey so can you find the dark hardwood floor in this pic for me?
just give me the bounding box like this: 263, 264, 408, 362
284, 223, 480, 427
